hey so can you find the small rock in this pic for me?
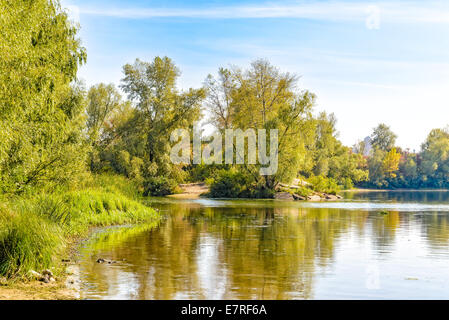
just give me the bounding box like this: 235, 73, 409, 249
61, 259, 70, 263
49, 277, 56, 283
336, 195, 343, 199
274, 192, 294, 200
40, 276, 50, 283
307, 195, 322, 201
96, 258, 106, 263
42, 269, 53, 277
325, 194, 339, 200
28, 270, 42, 280
292, 194, 306, 201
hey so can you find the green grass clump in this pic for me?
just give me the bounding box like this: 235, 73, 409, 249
78, 173, 144, 200
59, 189, 159, 234
0, 206, 64, 279
0, 175, 159, 279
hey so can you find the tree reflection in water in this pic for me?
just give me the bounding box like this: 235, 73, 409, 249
78, 193, 449, 300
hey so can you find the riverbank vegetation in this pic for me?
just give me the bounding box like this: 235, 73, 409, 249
1, 0, 448, 283
0, 0, 158, 281
0, 176, 158, 279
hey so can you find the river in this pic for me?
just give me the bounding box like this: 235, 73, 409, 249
76, 191, 449, 300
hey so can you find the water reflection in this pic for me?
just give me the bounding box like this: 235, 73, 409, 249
344, 190, 449, 203
78, 192, 449, 300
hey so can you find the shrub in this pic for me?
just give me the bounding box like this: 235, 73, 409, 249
209, 169, 279, 199
211, 170, 248, 198
342, 177, 354, 190
308, 175, 341, 195
209, 169, 249, 198
249, 184, 276, 199
280, 186, 312, 197
143, 177, 178, 196
186, 163, 226, 183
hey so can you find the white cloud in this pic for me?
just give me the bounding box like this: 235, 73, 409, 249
77, 1, 449, 25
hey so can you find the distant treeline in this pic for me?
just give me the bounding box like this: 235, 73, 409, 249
354, 125, 449, 189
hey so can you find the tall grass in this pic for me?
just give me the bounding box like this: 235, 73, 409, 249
81, 173, 144, 200
0, 174, 159, 279
0, 206, 63, 278
58, 189, 159, 234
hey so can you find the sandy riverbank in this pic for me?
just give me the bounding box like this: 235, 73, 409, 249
0, 280, 76, 300
167, 183, 209, 199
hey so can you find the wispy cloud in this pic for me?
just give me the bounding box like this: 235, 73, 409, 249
76, 1, 449, 24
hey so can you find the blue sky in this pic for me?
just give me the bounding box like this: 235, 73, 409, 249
62, 0, 449, 150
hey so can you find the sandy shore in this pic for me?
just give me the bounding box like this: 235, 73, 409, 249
0, 280, 76, 300
167, 183, 209, 199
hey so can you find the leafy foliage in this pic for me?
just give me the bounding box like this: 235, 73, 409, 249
209, 169, 275, 198
308, 176, 341, 195
143, 177, 178, 196
0, 0, 88, 193
371, 123, 397, 152
358, 125, 449, 189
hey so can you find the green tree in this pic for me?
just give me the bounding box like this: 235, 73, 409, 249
0, 0, 87, 193
207, 59, 316, 190
398, 153, 419, 187
367, 148, 387, 188
308, 113, 368, 188
420, 128, 449, 187
382, 148, 401, 178
120, 57, 205, 181
204, 68, 236, 130
371, 123, 397, 152
86, 83, 123, 172
86, 83, 122, 145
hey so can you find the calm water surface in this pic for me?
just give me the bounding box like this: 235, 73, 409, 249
78, 191, 449, 299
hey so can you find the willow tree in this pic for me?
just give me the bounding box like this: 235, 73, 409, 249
120, 57, 205, 180
206, 59, 316, 189
0, 0, 88, 193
